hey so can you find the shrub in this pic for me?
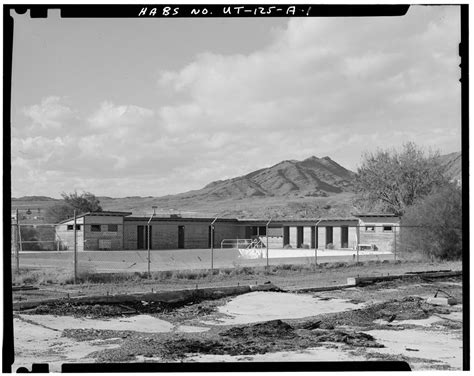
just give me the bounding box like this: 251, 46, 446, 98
301, 243, 310, 249
401, 184, 462, 260
326, 243, 335, 250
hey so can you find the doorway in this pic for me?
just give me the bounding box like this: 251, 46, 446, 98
341, 226, 349, 248
325, 226, 333, 247
137, 225, 152, 249
178, 226, 185, 249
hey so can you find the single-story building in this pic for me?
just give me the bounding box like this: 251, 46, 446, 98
55, 211, 400, 252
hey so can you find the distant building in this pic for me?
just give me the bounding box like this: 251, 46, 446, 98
54, 211, 400, 252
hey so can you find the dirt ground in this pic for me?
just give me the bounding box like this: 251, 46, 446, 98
12, 259, 462, 301
11, 260, 464, 371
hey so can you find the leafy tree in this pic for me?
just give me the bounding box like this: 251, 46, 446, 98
354, 142, 449, 216
400, 184, 462, 260
45, 191, 103, 223
61, 191, 103, 213
18, 226, 42, 251
44, 203, 75, 223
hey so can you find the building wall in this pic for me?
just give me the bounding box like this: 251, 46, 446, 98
55, 217, 84, 251
83, 216, 124, 250
333, 227, 341, 248
123, 220, 245, 250
348, 227, 358, 249
316, 227, 326, 249
358, 217, 399, 252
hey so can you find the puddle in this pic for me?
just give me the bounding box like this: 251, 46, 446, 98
176, 325, 210, 333
187, 345, 367, 362
373, 311, 463, 327
13, 318, 120, 372
437, 281, 462, 287
19, 314, 174, 333
374, 316, 443, 327
365, 328, 463, 370
208, 291, 362, 325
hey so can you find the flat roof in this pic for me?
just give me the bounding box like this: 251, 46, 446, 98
57, 211, 133, 224
352, 213, 399, 218
124, 216, 239, 223
58, 212, 399, 225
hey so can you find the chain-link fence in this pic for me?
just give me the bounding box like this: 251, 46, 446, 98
11, 222, 459, 283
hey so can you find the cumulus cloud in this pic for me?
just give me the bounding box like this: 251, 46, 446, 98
20, 96, 77, 136
88, 101, 155, 130
157, 6, 460, 146
12, 6, 461, 198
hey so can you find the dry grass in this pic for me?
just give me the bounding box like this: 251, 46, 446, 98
12, 258, 424, 287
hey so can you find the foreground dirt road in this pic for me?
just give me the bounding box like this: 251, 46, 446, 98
11, 260, 463, 372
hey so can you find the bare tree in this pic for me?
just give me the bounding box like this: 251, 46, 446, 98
354, 142, 449, 215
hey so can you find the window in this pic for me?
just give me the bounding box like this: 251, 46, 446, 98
108, 224, 118, 232
383, 226, 393, 232
91, 225, 101, 232
365, 226, 375, 232
67, 224, 81, 230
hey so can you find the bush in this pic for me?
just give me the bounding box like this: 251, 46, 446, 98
301, 243, 310, 249
326, 243, 335, 250
283, 244, 292, 249
401, 184, 462, 260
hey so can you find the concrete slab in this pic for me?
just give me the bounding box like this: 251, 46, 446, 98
208, 291, 363, 325
365, 328, 463, 370
13, 318, 120, 372
19, 314, 174, 333
187, 345, 367, 363
426, 297, 457, 306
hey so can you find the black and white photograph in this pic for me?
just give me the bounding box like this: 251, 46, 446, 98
5, 3, 467, 372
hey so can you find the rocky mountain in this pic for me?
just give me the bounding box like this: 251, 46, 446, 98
11, 152, 462, 219
438, 151, 462, 183
175, 156, 356, 200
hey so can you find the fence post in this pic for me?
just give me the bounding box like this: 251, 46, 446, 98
356, 225, 360, 263
73, 210, 77, 284
394, 226, 397, 261
210, 217, 218, 276
265, 218, 272, 269
147, 225, 151, 278
314, 226, 318, 266
15, 209, 19, 274
211, 225, 214, 274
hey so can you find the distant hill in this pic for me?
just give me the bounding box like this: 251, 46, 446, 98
438, 151, 462, 183
11, 152, 461, 219
12, 196, 58, 201
173, 156, 356, 201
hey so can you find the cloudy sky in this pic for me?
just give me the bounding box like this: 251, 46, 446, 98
11, 5, 461, 198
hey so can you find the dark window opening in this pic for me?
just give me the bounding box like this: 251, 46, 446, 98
383, 226, 393, 232
325, 226, 333, 246
365, 226, 375, 232
108, 224, 118, 232
67, 224, 81, 231
91, 225, 101, 232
